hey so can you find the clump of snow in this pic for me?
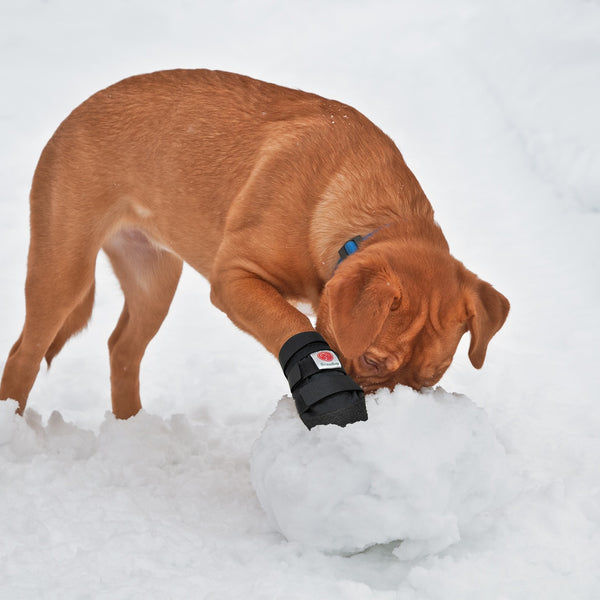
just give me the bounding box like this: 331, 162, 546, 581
251, 386, 515, 558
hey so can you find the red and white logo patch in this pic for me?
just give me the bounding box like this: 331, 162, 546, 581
310, 350, 342, 370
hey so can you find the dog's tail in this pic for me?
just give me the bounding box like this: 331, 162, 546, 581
45, 281, 95, 367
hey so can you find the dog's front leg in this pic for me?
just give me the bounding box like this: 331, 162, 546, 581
210, 271, 367, 429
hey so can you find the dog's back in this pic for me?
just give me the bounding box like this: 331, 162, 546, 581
33, 70, 418, 277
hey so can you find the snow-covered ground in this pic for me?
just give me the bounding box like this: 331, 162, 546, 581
1, 1, 599, 598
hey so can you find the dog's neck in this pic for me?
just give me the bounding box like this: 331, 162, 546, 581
315, 218, 450, 282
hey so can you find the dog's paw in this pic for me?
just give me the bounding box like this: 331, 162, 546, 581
279, 332, 368, 430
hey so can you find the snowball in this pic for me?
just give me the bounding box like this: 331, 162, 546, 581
251, 386, 513, 558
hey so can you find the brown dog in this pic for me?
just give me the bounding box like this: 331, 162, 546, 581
0, 69, 509, 427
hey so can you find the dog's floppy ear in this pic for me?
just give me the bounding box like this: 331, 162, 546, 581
465, 279, 510, 369
324, 261, 401, 358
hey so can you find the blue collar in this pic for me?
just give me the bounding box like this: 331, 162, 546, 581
336, 226, 388, 268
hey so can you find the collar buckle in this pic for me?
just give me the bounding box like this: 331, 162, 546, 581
337, 235, 364, 263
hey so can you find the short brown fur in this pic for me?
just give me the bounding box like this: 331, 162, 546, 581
0, 70, 509, 417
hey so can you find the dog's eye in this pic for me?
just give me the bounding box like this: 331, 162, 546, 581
390, 297, 401, 311
363, 355, 380, 369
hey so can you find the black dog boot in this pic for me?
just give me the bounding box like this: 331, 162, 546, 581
279, 331, 368, 430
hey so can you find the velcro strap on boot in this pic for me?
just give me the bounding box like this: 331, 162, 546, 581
294, 371, 363, 415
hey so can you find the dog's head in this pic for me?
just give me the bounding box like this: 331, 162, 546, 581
316, 243, 510, 392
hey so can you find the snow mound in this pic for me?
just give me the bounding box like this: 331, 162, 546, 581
251, 386, 513, 558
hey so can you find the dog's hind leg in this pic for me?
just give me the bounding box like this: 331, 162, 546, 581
0, 233, 99, 414
44, 282, 96, 367
103, 229, 183, 419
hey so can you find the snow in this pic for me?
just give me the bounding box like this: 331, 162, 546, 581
251, 388, 515, 558
1, 1, 600, 598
